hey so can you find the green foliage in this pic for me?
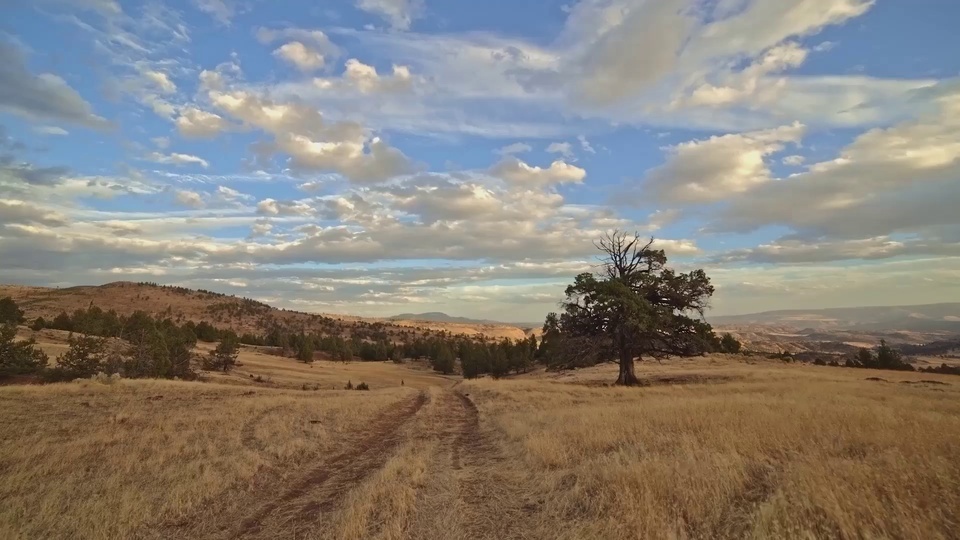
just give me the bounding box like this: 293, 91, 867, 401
0, 323, 48, 377
206, 335, 239, 372
547, 231, 716, 385
0, 298, 25, 325
297, 337, 315, 363
55, 335, 111, 379
720, 333, 742, 354
430, 342, 456, 374
30, 317, 46, 331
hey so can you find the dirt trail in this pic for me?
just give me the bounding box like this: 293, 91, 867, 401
142, 391, 427, 540
144, 386, 533, 540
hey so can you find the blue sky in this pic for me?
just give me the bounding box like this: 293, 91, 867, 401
1, 0, 959, 322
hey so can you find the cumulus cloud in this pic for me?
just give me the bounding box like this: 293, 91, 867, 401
175, 190, 205, 208
273, 42, 327, 72
175, 107, 228, 139
490, 157, 586, 186
313, 59, 415, 94
206, 88, 415, 182
641, 122, 805, 204
0, 41, 110, 129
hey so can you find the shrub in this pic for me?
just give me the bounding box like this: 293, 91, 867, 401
355, 382, 370, 391
345, 380, 354, 390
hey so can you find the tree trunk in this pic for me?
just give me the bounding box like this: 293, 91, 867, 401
616, 352, 639, 385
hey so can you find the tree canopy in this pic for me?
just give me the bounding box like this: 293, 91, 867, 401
545, 231, 717, 385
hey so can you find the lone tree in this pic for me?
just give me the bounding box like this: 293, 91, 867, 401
207, 335, 239, 372
548, 231, 716, 386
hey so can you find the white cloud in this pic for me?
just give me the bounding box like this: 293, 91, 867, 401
175, 190, 205, 208
546, 142, 573, 158
641, 122, 805, 204
147, 152, 210, 168
495, 142, 532, 156
206, 88, 415, 182
578, 135, 595, 154
273, 42, 326, 72
490, 157, 586, 186
782, 154, 805, 166
313, 59, 415, 94
356, 0, 423, 30
193, 0, 234, 24
175, 107, 228, 139
34, 126, 69, 136
142, 69, 176, 94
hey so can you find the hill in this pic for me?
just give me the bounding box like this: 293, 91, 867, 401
0, 282, 531, 341
710, 303, 960, 332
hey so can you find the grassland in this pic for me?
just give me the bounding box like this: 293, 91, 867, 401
1, 350, 958, 539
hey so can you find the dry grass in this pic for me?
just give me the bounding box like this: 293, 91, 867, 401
462, 357, 960, 539
1, 354, 958, 539
0, 378, 416, 539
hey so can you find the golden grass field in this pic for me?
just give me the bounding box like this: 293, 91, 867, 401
1, 346, 959, 539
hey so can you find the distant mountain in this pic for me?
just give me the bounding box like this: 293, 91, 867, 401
389, 312, 538, 328
710, 303, 960, 332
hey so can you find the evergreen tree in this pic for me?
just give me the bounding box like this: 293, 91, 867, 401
56, 335, 109, 378
0, 324, 48, 377
207, 335, 240, 372
0, 297, 25, 325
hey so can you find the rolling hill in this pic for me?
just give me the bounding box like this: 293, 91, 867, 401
710, 303, 960, 332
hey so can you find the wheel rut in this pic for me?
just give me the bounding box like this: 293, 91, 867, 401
232, 391, 428, 539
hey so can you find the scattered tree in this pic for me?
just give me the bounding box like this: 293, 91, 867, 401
720, 333, 742, 354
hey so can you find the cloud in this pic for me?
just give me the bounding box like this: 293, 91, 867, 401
142, 69, 177, 94
0, 41, 110, 129
175, 190, 205, 208
175, 107, 229, 139
356, 0, 423, 30
640, 122, 805, 204
313, 59, 415, 94
206, 88, 415, 182
578, 135, 595, 154
0, 199, 68, 227
495, 143, 532, 156
490, 157, 586, 186
546, 142, 573, 158
273, 42, 327, 72
147, 152, 210, 168
193, 0, 234, 24
34, 126, 69, 136
0, 161, 70, 186
714, 237, 960, 265
782, 154, 805, 166
712, 90, 960, 239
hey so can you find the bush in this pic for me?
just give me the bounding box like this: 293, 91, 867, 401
355, 382, 370, 391
345, 380, 354, 390
30, 317, 46, 331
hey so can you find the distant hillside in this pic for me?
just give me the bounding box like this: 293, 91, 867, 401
390, 312, 538, 328
710, 303, 960, 332
0, 282, 532, 341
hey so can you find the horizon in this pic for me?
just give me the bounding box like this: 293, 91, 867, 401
2, 0, 959, 321
3, 279, 959, 325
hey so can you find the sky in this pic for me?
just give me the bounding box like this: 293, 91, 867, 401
0, 0, 959, 323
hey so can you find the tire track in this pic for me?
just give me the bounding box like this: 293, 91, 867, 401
232, 391, 428, 539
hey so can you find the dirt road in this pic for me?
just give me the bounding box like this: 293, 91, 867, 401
143, 385, 531, 540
